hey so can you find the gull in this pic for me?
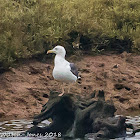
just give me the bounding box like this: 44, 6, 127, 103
47, 45, 79, 96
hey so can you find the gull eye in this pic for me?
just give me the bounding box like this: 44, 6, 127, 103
55, 48, 58, 50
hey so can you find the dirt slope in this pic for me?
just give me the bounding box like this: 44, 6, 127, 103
0, 52, 140, 120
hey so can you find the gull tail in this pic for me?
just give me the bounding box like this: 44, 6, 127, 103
78, 76, 81, 80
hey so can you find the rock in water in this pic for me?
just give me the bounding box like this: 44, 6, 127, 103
25, 90, 127, 139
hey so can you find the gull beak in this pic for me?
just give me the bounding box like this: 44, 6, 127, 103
47, 50, 55, 54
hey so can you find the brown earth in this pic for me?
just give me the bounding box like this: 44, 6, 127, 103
0, 52, 140, 120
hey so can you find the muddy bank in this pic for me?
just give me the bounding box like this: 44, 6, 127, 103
0, 52, 140, 120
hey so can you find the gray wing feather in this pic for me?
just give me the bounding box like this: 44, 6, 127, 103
70, 63, 78, 78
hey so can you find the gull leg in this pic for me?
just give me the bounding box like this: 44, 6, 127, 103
58, 83, 65, 96
68, 83, 74, 93
68, 84, 71, 93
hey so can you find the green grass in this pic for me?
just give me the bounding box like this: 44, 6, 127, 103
0, 0, 140, 69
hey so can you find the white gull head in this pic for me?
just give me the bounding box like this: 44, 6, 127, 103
47, 45, 66, 58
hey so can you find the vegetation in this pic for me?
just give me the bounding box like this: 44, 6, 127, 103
0, 0, 140, 69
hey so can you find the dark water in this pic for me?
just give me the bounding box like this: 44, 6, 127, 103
0, 116, 140, 140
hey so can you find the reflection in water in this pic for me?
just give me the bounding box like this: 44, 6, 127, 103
0, 116, 139, 140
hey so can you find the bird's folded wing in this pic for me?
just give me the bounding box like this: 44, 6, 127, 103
69, 63, 78, 78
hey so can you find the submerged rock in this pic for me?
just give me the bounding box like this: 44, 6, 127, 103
25, 90, 134, 139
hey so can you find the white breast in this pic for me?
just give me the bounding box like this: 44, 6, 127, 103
52, 55, 77, 83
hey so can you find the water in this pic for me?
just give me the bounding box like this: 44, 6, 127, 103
0, 119, 51, 140
0, 116, 139, 140
125, 116, 140, 140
